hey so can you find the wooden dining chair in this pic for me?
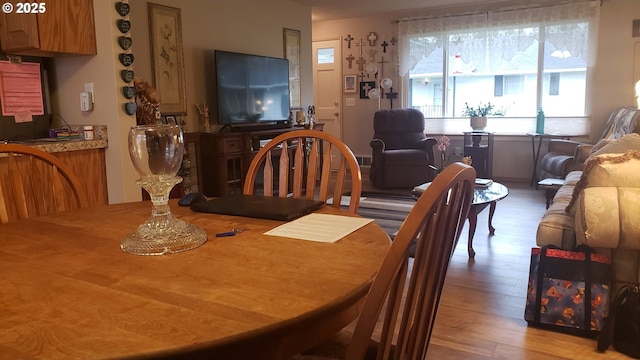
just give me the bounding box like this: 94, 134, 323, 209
243, 129, 362, 214
0, 144, 87, 224
293, 162, 476, 360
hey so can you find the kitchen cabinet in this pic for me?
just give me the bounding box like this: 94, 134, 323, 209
0, 0, 97, 56
54, 148, 108, 207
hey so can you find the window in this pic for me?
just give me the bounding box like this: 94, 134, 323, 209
317, 48, 334, 64
398, 1, 598, 134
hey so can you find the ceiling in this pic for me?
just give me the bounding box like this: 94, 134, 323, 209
292, 0, 579, 22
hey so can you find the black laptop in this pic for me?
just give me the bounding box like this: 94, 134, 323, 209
190, 194, 325, 221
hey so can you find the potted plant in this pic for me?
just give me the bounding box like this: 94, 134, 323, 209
462, 102, 504, 131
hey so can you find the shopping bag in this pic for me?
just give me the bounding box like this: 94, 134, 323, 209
525, 245, 611, 338
597, 285, 640, 358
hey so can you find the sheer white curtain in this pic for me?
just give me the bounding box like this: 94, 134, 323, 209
398, 1, 600, 76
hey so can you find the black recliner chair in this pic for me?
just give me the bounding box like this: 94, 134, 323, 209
369, 108, 437, 189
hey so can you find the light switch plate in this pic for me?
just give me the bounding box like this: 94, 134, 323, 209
345, 97, 356, 106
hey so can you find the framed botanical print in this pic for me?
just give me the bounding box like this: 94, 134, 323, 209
148, 3, 187, 115
283, 28, 301, 108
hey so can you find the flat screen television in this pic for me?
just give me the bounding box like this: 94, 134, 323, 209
207, 50, 290, 129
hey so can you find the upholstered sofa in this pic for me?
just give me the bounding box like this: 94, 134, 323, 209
539, 107, 640, 179
536, 115, 640, 290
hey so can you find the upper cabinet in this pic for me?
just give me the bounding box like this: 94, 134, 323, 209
0, 0, 97, 57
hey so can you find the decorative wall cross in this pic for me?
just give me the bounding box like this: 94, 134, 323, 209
366, 49, 377, 62
346, 54, 355, 69
367, 32, 378, 46
358, 72, 366, 82
377, 56, 388, 78
355, 38, 365, 55
345, 34, 353, 48
381, 41, 389, 53
355, 57, 366, 71
385, 87, 398, 108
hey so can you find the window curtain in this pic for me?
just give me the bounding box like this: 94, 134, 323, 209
397, 1, 600, 76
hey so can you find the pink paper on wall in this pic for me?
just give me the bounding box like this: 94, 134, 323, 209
0, 61, 44, 123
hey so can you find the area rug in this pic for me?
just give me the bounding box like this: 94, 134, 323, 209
330, 194, 415, 237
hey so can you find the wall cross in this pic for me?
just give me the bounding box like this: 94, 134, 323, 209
346, 54, 355, 69
355, 57, 366, 71
344, 34, 353, 48
367, 32, 377, 46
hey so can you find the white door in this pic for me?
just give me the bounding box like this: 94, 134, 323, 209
312, 39, 342, 140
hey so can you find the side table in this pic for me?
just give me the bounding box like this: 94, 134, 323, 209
537, 178, 564, 209
463, 131, 494, 178
527, 133, 572, 188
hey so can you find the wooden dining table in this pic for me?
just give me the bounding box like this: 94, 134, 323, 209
0, 200, 391, 360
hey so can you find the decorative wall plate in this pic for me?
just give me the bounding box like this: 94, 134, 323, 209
119, 53, 134, 66
120, 70, 134, 83
115, 2, 130, 16
118, 36, 132, 50
124, 102, 137, 115
122, 86, 136, 99
117, 19, 131, 33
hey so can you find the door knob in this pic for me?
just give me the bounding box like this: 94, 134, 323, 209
334, 101, 339, 106
333, 112, 339, 116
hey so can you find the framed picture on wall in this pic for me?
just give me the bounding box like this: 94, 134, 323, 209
344, 75, 357, 93
360, 81, 376, 99
148, 3, 187, 115
283, 28, 301, 108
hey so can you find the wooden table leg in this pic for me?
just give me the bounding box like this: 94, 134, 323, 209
488, 201, 497, 235
467, 206, 478, 259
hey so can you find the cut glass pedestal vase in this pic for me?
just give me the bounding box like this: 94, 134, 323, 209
121, 124, 207, 255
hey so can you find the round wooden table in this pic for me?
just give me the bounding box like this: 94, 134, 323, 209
0, 201, 390, 359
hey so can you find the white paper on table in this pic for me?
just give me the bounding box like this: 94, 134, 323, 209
264, 213, 374, 243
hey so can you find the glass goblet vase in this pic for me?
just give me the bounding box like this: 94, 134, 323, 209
121, 124, 207, 255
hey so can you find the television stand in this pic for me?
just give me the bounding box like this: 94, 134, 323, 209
220, 122, 291, 133
183, 124, 324, 197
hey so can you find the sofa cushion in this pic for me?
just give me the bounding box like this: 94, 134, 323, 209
563, 171, 582, 187
587, 133, 640, 160
537, 183, 577, 249
575, 187, 640, 249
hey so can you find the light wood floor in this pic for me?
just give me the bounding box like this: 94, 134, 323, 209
360, 176, 626, 359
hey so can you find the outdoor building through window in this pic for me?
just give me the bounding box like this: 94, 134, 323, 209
398, 1, 599, 135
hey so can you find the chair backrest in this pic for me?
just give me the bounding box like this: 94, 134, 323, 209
0, 144, 87, 223
373, 109, 426, 150
344, 163, 475, 360
243, 130, 362, 214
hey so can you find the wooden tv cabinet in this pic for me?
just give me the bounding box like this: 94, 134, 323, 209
183, 125, 322, 197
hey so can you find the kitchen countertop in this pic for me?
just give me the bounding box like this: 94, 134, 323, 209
2, 125, 108, 153
5, 138, 108, 153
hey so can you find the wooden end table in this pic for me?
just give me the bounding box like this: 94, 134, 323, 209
412, 181, 509, 258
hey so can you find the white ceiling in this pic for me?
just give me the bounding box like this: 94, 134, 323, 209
292, 0, 576, 22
